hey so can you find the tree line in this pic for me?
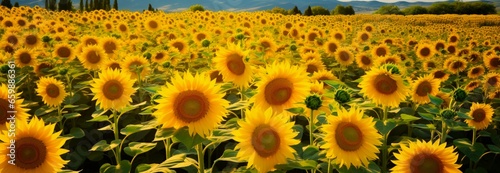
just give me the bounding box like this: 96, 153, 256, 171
267, 5, 355, 15
0, 0, 119, 11
375, 1, 497, 15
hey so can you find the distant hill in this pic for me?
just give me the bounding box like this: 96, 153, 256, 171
14, 0, 499, 13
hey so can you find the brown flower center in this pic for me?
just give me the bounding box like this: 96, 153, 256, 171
361, 55, 371, 65
7, 35, 18, 45
172, 41, 185, 52
307, 64, 318, 74
109, 63, 121, 70
119, 24, 127, 32
338, 51, 350, 62
45, 84, 60, 98
490, 57, 500, 68
308, 32, 318, 42
4, 20, 13, 27
103, 41, 117, 54
471, 67, 481, 75
86, 50, 101, 64
447, 46, 456, 54
209, 70, 223, 83
374, 74, 398, 95
25, 35, 38, 46
376, 47, 387, 57
335, 122, 363, 151
85, 38, 98, 46
264, 78, 293, 105
410, 153, 444, 173
335, 33, 343, 40
226, 53, 245, 75
196, 33, 206, 41
427, 62, 436, 69
19, 52, 32, 64
173, 90, 209, 123
4, 44, 14, 54
420, 47, 431, 57
488, 76, 498, 86
252, 125, 280, 157
15, 137, 47, 169
416, 81, 432, 97
148, 20, 158, 29
261, 41, 271, 49
155, 53, 164, 60
361, 33, 369, 41
472, 108, 486, 122
433, 71, 446, 79
435, 43, 445, 51
102, 80, 124, 100
57, 46, 71, 58
450, 36, 458, 43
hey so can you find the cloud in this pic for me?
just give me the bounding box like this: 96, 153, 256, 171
157, 5, 172, 11
236, 5, 268, 12
169, 7, 188, 12
28, 0, 43, 5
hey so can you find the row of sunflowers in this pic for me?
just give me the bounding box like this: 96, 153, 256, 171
0, 5, 500, 173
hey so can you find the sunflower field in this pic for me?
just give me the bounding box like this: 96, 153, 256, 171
1, 5, 500, 173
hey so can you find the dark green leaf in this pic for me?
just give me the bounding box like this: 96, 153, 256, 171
90, 140, 111, 151
153, 128, 176, 142
173, 127, 205, 149
119, 101, 147, 114
35, 106, 56, 116
275, 159, 317, 170
375, 119, 397, 135
66, 127, 85, 139
418, 112, 435, 121
302, 145, 319, 160
400, 114, 420, 123
428, 94, 443, 106
87, 115, 109, 122
454, 138, 487, 162
488, 145, 500, 154
124, 142, 157, 157
120, 120, 156, 136
286, 107, 304, 114
63, 112, 81, 120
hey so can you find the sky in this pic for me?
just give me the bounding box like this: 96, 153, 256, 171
339, 0, 476, 2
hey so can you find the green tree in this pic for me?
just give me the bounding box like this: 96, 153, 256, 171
304, 5, 313, 16
332, 5, 345, 15
468, 2, 496, 14
402, 5, 428, 15
13, 1, 18, 7
189, 4, 205, 12
113, 0, 117, 10
270, 6, 287, 15
289, 5, 302, 15
374, 5, 403, 15
1, 0, 13, 8
311, 6, 330, 15
148, 3, 153, 11
345, 5, 355, 15
80, 0, 83, 11
49, 0, 57, 11
45, 0, 48, 9
85, 0, 88, 11
428, 2, 455, 14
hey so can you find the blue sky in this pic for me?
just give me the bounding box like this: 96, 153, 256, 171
339, 0, 475, 2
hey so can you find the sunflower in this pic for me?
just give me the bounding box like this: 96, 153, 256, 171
100, 37, 120, 56
14, 48, 37, 67
257, 37, 277, 56
232, 107, 299, 173
357, 31, 371, 43
81, 35, 99, 47
22, 33, 41, 48
34, 62, 54, 77
423, 60, 438, 71
363, 24, 375, 33
90, 68, 137, 111
252, 61, 310, 114
321, 106, 382, 169
323, 40, 340, 55
193, 31, 211, 45
53, 43, 76, 62
391, 140, 461, 173
36, 77, 67, 107
431, 69, 450, 82
207, 69, 224, 83
484, 55, 500, 70
153, 71, 229, 137
434, 40, 446, 52
375, 55, 402, 67
356, 53, 373, 70
465, 103, 494, 130
483, 72, 500, 89
213, 43, 253, 88
2, 32, 20, 47
121, 55, 151, 81
144, 18, 160, 32
306, 30, 320, 42
372, 44, 390, 58
359, 67, 410, 108
151, 50, 168, 64
300, 51, 321, 62
467, 66, 485, 79
79, 45, 108, 70
168, 38, 188, 54
335, 47, 355, 66
311, 69, 338, 87
416, 43, 435, 60
0, 42, 15, 55
0, 84, 30, 132
446, 57, 467, 74
465, 80, 481, 92
0, 117, 68, 173
331, 30, 345, 41
304, 58, 326, 75
411, 75, 441, 104
446, 44, 457, 55
104, 60, 122, 70
448, 33, 460, 44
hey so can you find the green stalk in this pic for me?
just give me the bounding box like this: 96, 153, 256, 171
327, 159, 332, 173
440, 121, 448, 144
164, 138, 171, 159
197, 143, 205, 173
240, 86, 246, 119
470, 128, 477, 169
113, 110, 121, 164
309, 109, 314, 146
381, 106, 389, 173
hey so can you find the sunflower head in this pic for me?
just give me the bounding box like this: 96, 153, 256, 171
213, 42, 253, 88
359, 67, 410, 108
233, 107, 299, 173
411, 75, 441, 104
90, 68, 137, 111
321, 106, 382, 169
466, 103, 494, 130
36, 77, 67, 107
335, 47, 354, 66
391, 140, 461, 173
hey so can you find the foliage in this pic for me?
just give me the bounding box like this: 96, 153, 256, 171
304, 5, 313, 16
402, 5, 428, 15
289, 5, 302, 15
189, 4, 205, 12
269, 6, 288, 15
374, 5, 404, 15
311, 6, 330, 16
332, 5, 355, 15
0, 0, 12, 8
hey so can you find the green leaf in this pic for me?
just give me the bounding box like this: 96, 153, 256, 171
428, 94, 443, 106
117, 160, 131, 173
120, 120, 156, 136
87, 115, 109, 122
286, 107, 305, 114
124, 142, 157, 157
323, 80, 344, 89
100, 163, 112, 173
153, 128, 176, 142
457, 111, 472, 119
90, 140, 111, 151
418, 112, 435, 121
173, 127, 205, 149
227, 100, 249, 111
212, 149, 246, 164
412, 123, 436, 130
63, 104, 79, 109
375, 119, 397, 135
136, 154, 192, 173
454, 138, 487, 162
488, 144, 500, 154
63, 112, 81, 120
302, 145, 319, 160
400, 114, 420, 123
35, 106, 56, 116
66, 127, 85, 139
119, 101, 147, 114
275, 159, 317, 170
143, 86, 161, 94
74, 104, 91, 111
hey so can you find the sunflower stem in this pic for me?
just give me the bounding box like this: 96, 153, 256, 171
197, 143, 205, 173
113, 110, 121, 164
164, 138, 171, 159
440, 120, 448, 144
327, 159, 332, 173
382, 106, 389, 173
472, 128, 477, 146
309, 109, 314, 146
240, 86, 246, 119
